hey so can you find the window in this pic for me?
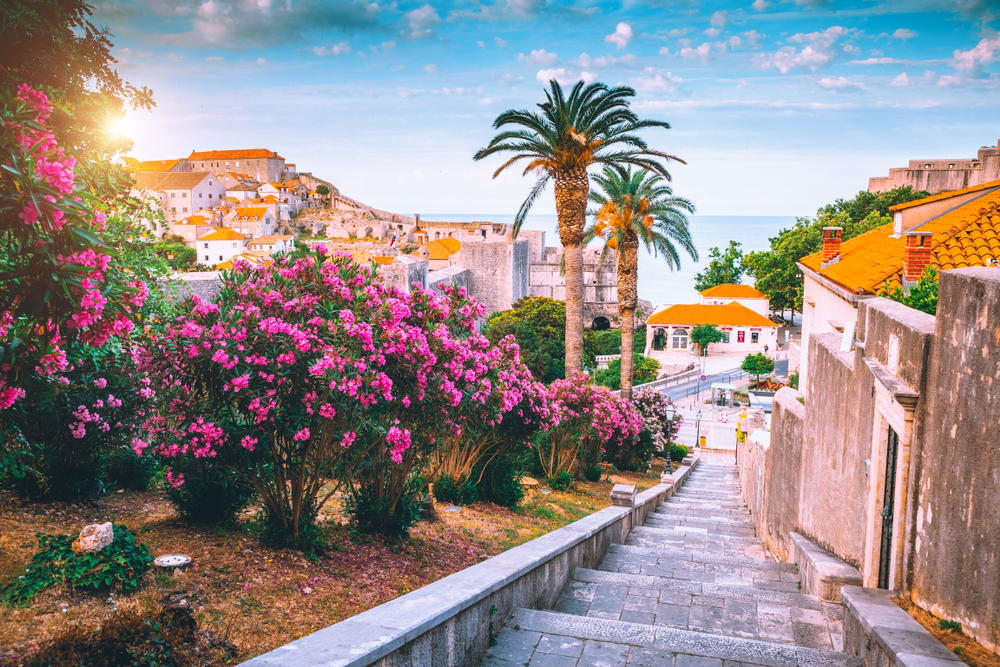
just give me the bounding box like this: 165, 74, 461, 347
182, 192, 187, 198
235, 161, 240, 167
233, 242, 238, 248
209, 180, 213, 185
722, 331, 730, 343
751, 332, 759, 344
208, 193, 213, 199
182, 207, 188, 213
201, 162, 205, 168
204, 255, 209, 261
199, 193, 203, 198
219, 256, 223, 261
924, 164, 931, 169
737, 331, 746, 343
949, 163, 955, 169
170, 192, 176, 198
170, 207, 176, 213
204, 243, 208, 248
671, 329, 688, 350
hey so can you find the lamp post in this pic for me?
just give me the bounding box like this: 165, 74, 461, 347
696, 410, 703, 449
664, 405, 675, 454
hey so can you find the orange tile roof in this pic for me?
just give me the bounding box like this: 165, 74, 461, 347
189, 149, 284, 160
233, 207, 268, 221
700, 284, 767, 299
175, 215, 210, 226
647, 303, 776, 327
890, 178, 1000, 212
372, 256, 395, 266
198, 227, 246, 242
423, 238, 461, 260
129, 159, 184, 172
802, 187, 1000, 293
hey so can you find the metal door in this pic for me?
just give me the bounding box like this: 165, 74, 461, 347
878, 427, 899, 589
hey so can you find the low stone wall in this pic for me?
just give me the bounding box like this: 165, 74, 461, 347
241, 460, 699, 667
791, 532, 862, 602
842, 586, 960, 667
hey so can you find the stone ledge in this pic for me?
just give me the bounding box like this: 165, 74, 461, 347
842, 586, 962, 667
791, 532, 863, 602
241, 464, 691, 667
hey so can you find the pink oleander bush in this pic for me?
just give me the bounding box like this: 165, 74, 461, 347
141, 246, 544, 541
534, 372, 645, 478
0, 85, 149, 409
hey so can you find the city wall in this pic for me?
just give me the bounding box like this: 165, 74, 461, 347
737, 268, 1000, 652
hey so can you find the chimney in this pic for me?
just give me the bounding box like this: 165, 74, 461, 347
903, 231, 933, 289
821, 227, 842, 268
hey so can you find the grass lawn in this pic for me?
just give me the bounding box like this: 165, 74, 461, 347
0, 459, 674, 665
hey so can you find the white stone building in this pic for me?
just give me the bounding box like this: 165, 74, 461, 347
131, 172, 226, 225
196, 227, 247, 267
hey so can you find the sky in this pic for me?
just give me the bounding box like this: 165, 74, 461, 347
99, 0, 1000, 218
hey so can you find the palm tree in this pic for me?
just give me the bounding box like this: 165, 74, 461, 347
474, 80, 683, 375
586, 166, 697, 398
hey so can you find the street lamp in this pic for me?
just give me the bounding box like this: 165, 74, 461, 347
695, 410, 703, 449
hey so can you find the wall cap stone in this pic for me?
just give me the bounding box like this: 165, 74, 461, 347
863, 357, 919, 409
791, 532, 862, 601
842, 586, 962, 667
611, 484, 637, 507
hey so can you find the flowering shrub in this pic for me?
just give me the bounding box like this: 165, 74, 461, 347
143, 246, 539, 541
535, 373, 645, 477
0, 85, 150, 410
632, 389, 679, 449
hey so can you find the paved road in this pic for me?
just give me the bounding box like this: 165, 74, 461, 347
660, 358, 790, 403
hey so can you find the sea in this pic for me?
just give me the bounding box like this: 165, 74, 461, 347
424, 214, 799, 307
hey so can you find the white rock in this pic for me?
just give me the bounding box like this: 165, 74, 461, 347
71, 522, 114, 554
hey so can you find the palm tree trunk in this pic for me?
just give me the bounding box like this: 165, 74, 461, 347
555, 168, 589, 375
617, 236, 639, 399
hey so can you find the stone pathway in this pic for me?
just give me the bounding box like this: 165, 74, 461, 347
481, 461, 862, 667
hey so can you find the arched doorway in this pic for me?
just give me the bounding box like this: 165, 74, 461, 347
653, 328, 667, 351
591, 316, 611, 331
671, 328, 689, 350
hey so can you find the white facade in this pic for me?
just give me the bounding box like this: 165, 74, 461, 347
196, 230, 247, 267
798, 272, 862, 395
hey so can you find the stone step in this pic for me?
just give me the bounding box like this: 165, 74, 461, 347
482, 608, 859, 666
645, 516, 758, 537
607, 544, 796, 573
631, 525, 764, 545
656, 504, 752, 517
652, 510, 755, 526
625, 531, 770, 561
598, 552, 801, 589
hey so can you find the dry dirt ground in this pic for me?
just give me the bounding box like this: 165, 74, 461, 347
0, 461, 671, 665
894, 597, 1000, 667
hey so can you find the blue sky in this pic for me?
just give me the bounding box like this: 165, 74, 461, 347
101, 0, 999, 217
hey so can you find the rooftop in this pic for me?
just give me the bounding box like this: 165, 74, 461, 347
700, 284, 768, 299
248, 235, 294, 246
133, 171, 213, 190
647, 303, 776, 327
197, 227, 246, 242
801, 185, 1000, 293
189, 149, 284, 161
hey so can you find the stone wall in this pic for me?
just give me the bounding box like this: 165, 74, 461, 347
910, 268, 1000, 651
427, 266, 472, 299
161, 273, 223, 301
744, 268, 1000, 652
378, 255, 428, 294
529, 247, 618, 324
458, 239, 529, 317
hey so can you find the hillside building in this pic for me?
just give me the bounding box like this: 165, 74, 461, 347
868, 139, 1000, 194
196, 227, 247, 266
131, 172, 225, 227
224, 206, 276, 238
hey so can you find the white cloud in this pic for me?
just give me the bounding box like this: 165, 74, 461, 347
756, 26, 848, 74
495, 36, 508, 48
679, 42, 714, 63
951, 36, 1000, 74
659, 46, 671, 56
396, 87, 425, 98
256, 57, 266, 65
382, 40, 396, 49
406, 4, 441, 39
843, 44, 861, 54
889, 72, 911, 87
390, 64, 406, 71
205, 56, 225, 62
848, 57, 905, 65
665, 28, 689, 38
166, 53, 186, 62
536, 67, 592, 85
741, 30, 762, 48
518, 48, 558, 66
634, 98, 858, 111
710, 11, 728, 28
752, 0, 771, 10
500, 73, 524, 84
575, 53, 637, 69
424, 63, 438, 74
937, 74, 966, 86
312, 41, 351, 56
605, 23, 633, 50
893, 29, 917, 40
794, 0, 832, 7
477, 40, 485, 49
819, 76, 866, 93
704, 28, 721, 37
629, 67, 683, 92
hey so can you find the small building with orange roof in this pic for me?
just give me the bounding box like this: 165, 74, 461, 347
223, 206, 276, 239
699, 283, 770, 316
797, 179, 1000, 394
188, 149, 290, 184
645, 302, 778, 354
414, 237, 462, 270
195, 227, 248, 267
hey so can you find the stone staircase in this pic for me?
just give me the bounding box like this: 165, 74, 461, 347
482, 461, 863, 667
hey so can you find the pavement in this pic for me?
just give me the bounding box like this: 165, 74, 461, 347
481, 458, 860, 667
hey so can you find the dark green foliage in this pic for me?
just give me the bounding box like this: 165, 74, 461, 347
583, 464, 604, 482
474, 452, 526, 509
252, 501, 330, 554
594, 329, 647, 356
595, 354, 659, 390
484, 296, 597, 382
106, 447, 158, 492
315, 184, 330, 195
939, 619, 962, 632
788, 372, 799, 389
344, 481, 423, 539
434, 473, 479, 505
546, 470, 574, 491
744, 187, 929, 315
669, 444, 688, 462
741, 353, 776, 383
609, 429, 657, 472
880, 266, 938, 315
694, 241, 745, 292
2, 524, 152, 606
165, 459, 256, 527
154, 241, 197, 271
690, 324, 724, 353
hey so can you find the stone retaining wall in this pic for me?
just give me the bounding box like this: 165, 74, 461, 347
241, 460, 699, 667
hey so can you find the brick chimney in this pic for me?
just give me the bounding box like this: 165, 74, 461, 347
821, 227, 843, 268
903, 231, 933, 289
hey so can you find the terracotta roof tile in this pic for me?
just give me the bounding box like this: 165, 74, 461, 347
890, 178, 1000, 211
198, 228, 246, 241
699, 284, 767, 299
189, 149, 284, 160
647, 303, 776, 327
802, 187, 1000, 293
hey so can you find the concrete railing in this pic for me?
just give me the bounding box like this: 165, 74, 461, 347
633, 368, 699, 393
242, 459, 700, 667
595, 354, 621, 370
